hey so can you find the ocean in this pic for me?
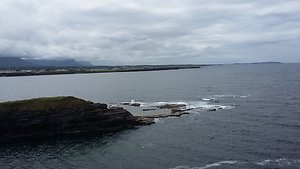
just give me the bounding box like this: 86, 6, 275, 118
0, 63, 299, 169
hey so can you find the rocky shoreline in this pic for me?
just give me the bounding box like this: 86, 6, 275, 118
121, 101, 190, 122
0, 96, 194, 142
0, 96, 154, 142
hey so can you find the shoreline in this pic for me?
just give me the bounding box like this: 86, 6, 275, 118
0, 96, 194, 142
0, 65, 204, 77
0, 96, 154, 142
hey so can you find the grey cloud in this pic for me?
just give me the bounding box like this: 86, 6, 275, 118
0, 0, 299, 64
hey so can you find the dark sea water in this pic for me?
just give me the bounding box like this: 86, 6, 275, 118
0, 63, 300, 169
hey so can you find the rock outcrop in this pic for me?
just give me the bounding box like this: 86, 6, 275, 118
0, 96, 153, 142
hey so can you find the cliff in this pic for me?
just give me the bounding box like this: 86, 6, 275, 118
0, 96, 153, 142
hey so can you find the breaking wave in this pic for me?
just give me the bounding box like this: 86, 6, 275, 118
170, 158, 300, 169
184, 101, 235, 111
170, 160, 238, 169
154, 118, 164, 123
201, 98, 215, 101
121, 100, 235, 112
121, 100, 143, 106
255, 158, 300, 167
213, 94, 250, 98
142, 101, 235, 111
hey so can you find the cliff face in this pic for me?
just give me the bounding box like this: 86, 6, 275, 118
0, 96, 151, 142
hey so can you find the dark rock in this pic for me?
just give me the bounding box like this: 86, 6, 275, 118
142, 108, 157, 111
135, 117, 155, 125
121, 102, 140, 107
138, 111, 189, 119
0, 96, 148, 142
156, 104, 185, 109
130, 103, 141, 107
170, 108, 187, 114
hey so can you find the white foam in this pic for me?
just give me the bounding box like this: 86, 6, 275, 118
130, 100, 143, 105
254, 158, 300, 166
171, 166, 189, 169
121, 100, 144, 106
213, 94, 249, 98
255, 159, 272, 166
122, 100, 235, 112
170, 160, 238, 169
171, 158, 300, 169
201, 98, 213, 101
185, 102, 235, 111
199, 161, 238, 169
154, 118, 164, 123
146, 101, 188, 107
108, 104, 118, 109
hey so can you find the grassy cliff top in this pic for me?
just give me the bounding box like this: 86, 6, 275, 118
0, 96, 91, 113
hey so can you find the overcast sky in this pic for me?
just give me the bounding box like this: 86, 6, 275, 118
0, 0, 299, 64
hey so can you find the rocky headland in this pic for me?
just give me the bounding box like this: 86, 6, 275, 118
0, 96, 154, 142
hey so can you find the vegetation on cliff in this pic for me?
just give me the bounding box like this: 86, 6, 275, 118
0, 96, 90, 113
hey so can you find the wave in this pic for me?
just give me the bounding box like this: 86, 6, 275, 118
136, 101, 235, 112
154, 118, 164, 123
170, 158, 300, 169
198, 94, 249, 105
201, 98, 215, 101
170, 160, 238, 169
121, 100, 143, 106
199, 161, 238, 169
213, 94, 249, 98
184, 102, 235, 111
143, 101, 187, 107
255, 158, 300, 167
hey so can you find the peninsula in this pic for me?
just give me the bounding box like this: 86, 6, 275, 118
0, 56, 206, 77
0, 96, 154, 142
0, 64, 203, 77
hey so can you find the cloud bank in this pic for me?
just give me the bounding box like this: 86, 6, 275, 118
0, 0, 299, 64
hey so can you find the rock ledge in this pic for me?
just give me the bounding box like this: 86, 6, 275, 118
0, 96, 153, 142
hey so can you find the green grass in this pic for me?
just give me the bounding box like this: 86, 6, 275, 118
0, 96, 91, 113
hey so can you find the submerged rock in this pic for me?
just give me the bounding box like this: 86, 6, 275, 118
156, 104, 186, 110
142, 108, 156, 111
130, 103, 141, 107
136, 111, 189, 121
121, 101, 141, 107
156, 103, 188, 115
0, 96, 152, 142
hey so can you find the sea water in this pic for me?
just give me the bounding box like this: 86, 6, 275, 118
0, 63, 299, 169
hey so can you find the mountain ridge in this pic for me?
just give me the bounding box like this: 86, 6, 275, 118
0, 57, 93, 68
0, 57, 35, 68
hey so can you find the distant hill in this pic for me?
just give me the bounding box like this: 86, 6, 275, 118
0, 57, 35, 68
77, 61, 94, 66
25, 59, 83, 67
233, 62, 282, 65
249, 62, 282, 64
0, 57, 93, 68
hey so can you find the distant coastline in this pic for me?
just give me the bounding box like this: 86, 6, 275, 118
0, 65, 205, 77
0, 60, 285, 77
232, 62, 282, 65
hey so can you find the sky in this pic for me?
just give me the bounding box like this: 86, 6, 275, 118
0, 0, 299, 65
